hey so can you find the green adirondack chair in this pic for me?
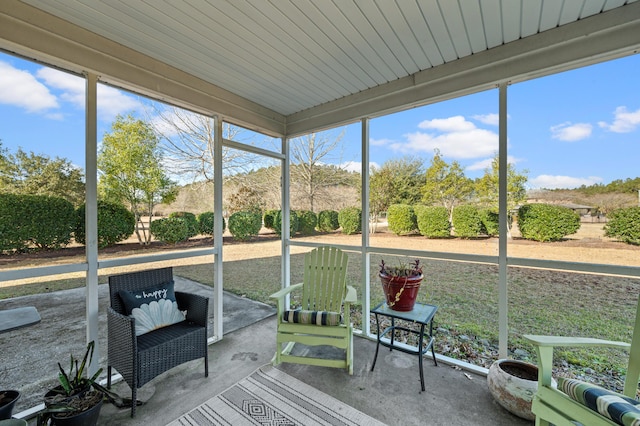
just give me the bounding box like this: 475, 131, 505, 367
524, 295, 640, 426
270, 246, 357, 374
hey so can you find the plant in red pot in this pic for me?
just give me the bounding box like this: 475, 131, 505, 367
379, 259, 423, 311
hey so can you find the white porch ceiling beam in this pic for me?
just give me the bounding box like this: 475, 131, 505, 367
0, 0, 286, 137
286, 2, 640, 136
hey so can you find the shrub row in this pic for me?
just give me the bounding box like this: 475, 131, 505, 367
385, 202, 581, 241
262, 209, 341, 237
604, 206, 640, 245
517, 203, 580, 242
227, 211, 262, 241
151, 211, 225, 244
386, 203, 499, 239
0, 194, 75, 252
75, 201, 135, 248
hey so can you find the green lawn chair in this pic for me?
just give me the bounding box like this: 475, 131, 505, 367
524, 295, 640, 426
270, 246, 357, 374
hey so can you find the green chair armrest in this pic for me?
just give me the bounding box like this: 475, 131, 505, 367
524, 334, 631, 388
524, 334, 630, 350
345, 285, 357, 303
269, 282, 304, 300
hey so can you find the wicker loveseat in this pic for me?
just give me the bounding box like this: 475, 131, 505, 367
106, 267, 209, 417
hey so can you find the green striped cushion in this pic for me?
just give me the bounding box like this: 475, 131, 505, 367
283, 310, 341, 326
558, 377, 640, 426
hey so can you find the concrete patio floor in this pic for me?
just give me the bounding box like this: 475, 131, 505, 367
7, 277, 533, 425
98, 318, 531, 425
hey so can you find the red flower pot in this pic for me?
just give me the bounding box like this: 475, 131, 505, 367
379, 273, 423, 311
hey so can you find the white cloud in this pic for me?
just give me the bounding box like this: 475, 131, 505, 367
529, 174, 602, 190
550, 122, 592, 141
381, 115, 499, 159
418, 115, 476, 132
369, 137, 393, 147
472, 113, 500, 126
340, 161, 373, 173
598, 106, 640, 133
0, 63, 142, 122
0, 61, 58, 112
36, 67, 84, 108
37, 66, 143, 121
404, 127, 498, 159
466, 155, 520, 172
97, 85, 144, 121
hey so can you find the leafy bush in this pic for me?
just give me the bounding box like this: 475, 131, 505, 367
452, 205, 483, 238
75, 201, 135, 248
169, 211, 199, 238
228, 210, 262, 241
197, 211, 225, 236
414, 205, 450, 238
317, 210, 339, 232
604, 206, 640, 245
518, 203, 580, 242
273, 210, 299, 237
0, 194, 74, 251
338, 207, 361, 235
387, 204, 417, 235
263, 210, 279, 230
150, 217, 191, 244
297, 210, 318, 235
480, 209, 500, 237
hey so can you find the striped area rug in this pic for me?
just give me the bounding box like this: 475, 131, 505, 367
167, 365, 385, 426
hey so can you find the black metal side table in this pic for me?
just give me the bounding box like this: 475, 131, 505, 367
370, 301, 438, 391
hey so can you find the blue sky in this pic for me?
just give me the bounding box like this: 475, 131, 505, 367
1, 51, 639, 190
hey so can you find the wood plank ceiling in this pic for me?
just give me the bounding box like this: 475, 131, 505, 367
7, 0, 640, 136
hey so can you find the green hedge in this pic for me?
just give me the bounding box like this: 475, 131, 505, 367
169, 211, 199, 238
263, 210, 279, 230
317, 210, 339, 232
387, 204, 417, 235
197, 211, 225, 236
452, 205, 483, 238
338, 207, 361, 235
604, 206, 640, 245
480, 209, 500, 237
414, 205, 450, 238
228, 210, 262, 241
518, 203, 580, 242
296, 210, 318, 235
0, 194, 74, 251
273, 210, 299, 237
150, 217, 191, 244
75, 201, 135, 248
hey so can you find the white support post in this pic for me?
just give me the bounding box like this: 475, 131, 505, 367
84, 72, 99, 374
213, 116, 224, 340
361, 118, 371, 336
498, 83, 509, 359
281, 137, 291, 304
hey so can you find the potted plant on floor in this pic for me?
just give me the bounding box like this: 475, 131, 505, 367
37, 341, 109, 426
379, 259, 424, 311
0, 389, 21, 420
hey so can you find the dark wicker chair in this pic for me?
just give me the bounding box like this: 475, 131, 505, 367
107, 267, 209, 417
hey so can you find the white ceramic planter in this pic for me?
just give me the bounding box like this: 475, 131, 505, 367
487, 359, 549, 421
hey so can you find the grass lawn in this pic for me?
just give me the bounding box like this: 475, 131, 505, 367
2, 231, 639, 389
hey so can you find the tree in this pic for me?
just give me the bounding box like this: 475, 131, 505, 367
0, 141, 85, 206
150, 105, 258, 182
369, 157, 425, 227
98, 114, 177, 245
421, 149, 473, 220
475, 153, 528, 236
289, 131, 355, 212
